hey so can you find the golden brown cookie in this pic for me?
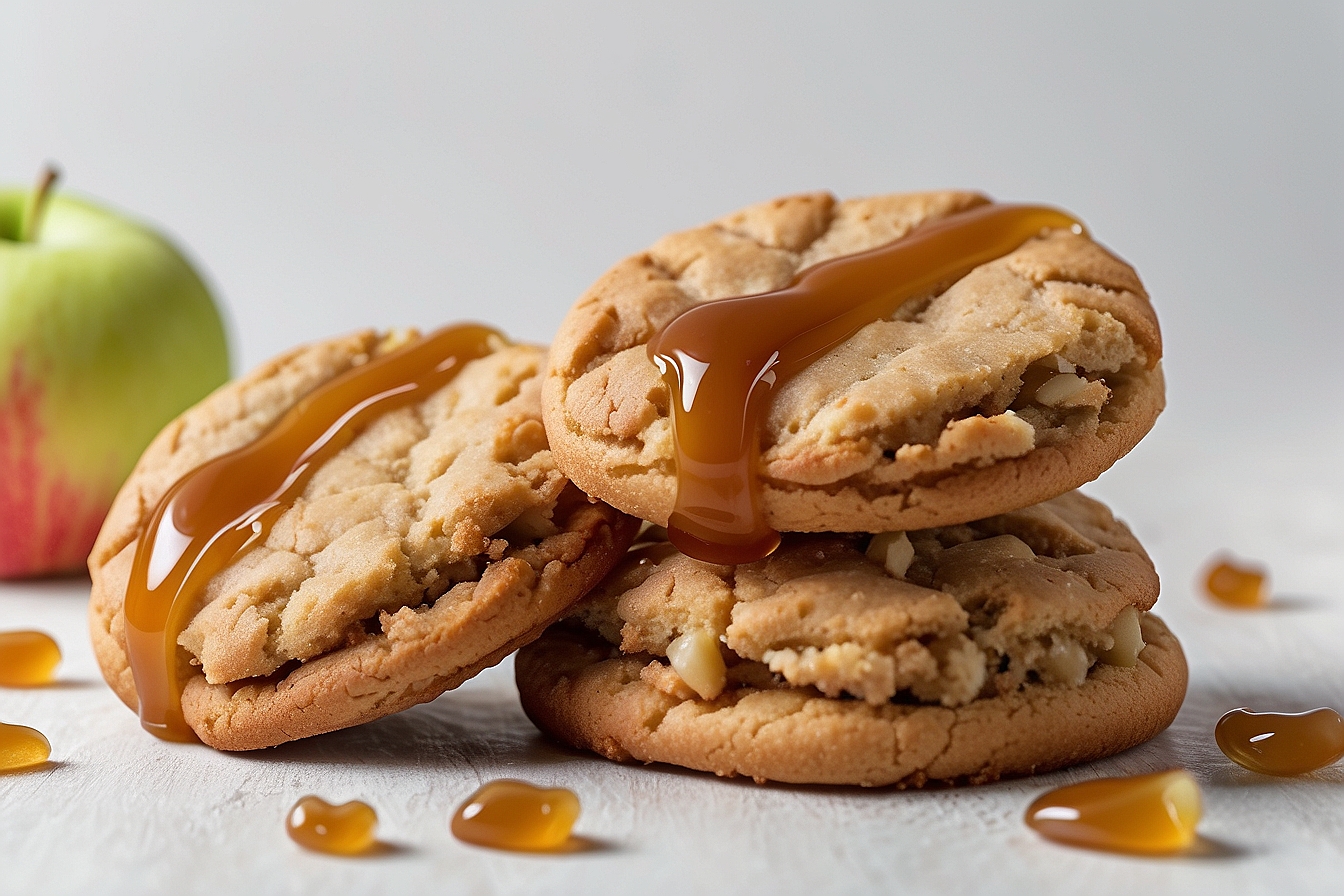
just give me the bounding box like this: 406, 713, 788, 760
89, 330, 640, 750
515, 491, 1186, 786
543, 191, 1164, 534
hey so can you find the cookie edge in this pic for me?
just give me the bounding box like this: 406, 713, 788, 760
544, 362, 1164, 533
184, 501, 640, 750
515, 614, 1187, 787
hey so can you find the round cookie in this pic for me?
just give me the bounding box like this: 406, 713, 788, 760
543, 191, 1164, 534
516, 491, 1187, 786
89, 330, 640, 750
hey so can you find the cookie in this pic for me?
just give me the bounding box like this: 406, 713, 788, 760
516, 491, 1187, 786
89, 329, 639, 750
543, 191, 1164, 536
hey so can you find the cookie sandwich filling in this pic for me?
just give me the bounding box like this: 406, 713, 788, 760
566, 491, 1158, 709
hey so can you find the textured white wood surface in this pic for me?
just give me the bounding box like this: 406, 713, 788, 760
2, 433, 1343, 896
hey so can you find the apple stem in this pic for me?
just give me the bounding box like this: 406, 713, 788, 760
19, 164, 61, 243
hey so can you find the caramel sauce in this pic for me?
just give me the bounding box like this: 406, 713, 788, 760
648, 203, 1084, 564
451, 780, 580, 851
1204, 557, 1268, 608
1026, 769, 1202, 855
124, 325, 503, 741
0, 721, 50, 771
0, 630, 61, 686
1216, 707, 1344, 776
286, 795, 378, 855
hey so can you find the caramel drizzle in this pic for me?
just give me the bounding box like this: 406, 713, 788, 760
647, 203, 1083, 565
123, 324, 503, 741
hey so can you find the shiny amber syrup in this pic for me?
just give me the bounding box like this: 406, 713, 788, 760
0, 721, 50, 771
1204, 557, 1268, 608
1025, 770, 1202, 855
0, 630, 61, 685
1216, 707, 1344, 776
452, 780, 581, 851
124, 325, 503, 741
286, 796, 378, 855
648, 203, 1084, 564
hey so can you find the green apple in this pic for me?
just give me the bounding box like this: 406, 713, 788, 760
0, 169, 229, 578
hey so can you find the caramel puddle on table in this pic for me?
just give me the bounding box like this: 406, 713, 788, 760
1025, 769, 1202, 855
0, 630, 60, 686
1203, 556, 1270, 608
1216, 707, 1344, 776
286, 795, 379, 855
452, 779, 581, 851
0, 721, 51, 771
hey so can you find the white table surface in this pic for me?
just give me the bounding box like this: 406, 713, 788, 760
3, 428, 1343, 896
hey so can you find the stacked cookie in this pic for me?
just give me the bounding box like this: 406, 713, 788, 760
518, 191, 1185, 786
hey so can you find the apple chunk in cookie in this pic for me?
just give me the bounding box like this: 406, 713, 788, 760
517, 490, 1187, 787
88, 328, 638, 750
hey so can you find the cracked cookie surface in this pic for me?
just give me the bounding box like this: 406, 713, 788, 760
543, 191, 1164, 533
516, 491, 1186, 786
89, 331, 639, 750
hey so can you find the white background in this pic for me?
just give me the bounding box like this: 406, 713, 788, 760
2, 3, 1342, 894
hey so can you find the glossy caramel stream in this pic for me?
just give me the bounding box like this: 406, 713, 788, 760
648, 203, 1083, 564
124, 325, 502, 741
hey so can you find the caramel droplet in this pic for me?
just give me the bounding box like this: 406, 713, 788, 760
285, 796, 378, 855
648, 202, 1084, 566
452, 780, 581, 851
0, 630, 61, 686
1203, 557, 1268, 608
124, 325, 503, 741
1216, 707, 1344, 776
0, 721, 51, 772
1025, 770, 1202, 855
